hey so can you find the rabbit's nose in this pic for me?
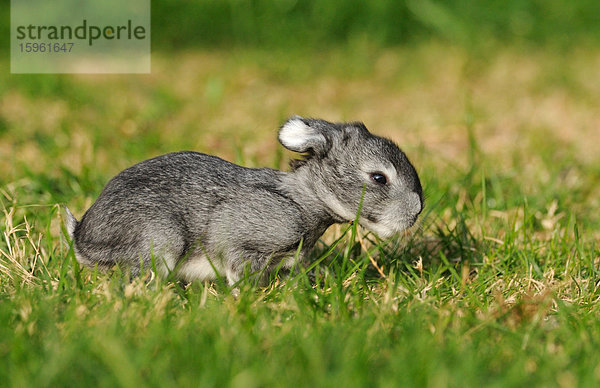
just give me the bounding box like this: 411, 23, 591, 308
408, 192, 423, 216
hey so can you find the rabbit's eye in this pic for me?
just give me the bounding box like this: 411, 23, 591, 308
370, 172, 388, 185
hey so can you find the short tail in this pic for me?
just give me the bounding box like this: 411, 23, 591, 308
64, 206, 78, 241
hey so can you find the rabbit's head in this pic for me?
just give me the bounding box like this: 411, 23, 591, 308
279, 116, 424, 238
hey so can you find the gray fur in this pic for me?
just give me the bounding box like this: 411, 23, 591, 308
65, 116, 423, 284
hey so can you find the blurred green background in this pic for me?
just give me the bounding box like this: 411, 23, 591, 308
3, 0, 600, 51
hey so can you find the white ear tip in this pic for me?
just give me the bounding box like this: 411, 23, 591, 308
280, 116, 308, 135
279, 117, 312, 151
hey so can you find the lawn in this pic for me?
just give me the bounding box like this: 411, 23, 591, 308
1, 42, 600, 387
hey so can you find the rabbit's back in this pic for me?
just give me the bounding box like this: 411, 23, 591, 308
72, 152, 283, 271
105, 151, 278, 193
81, 151, 281, 220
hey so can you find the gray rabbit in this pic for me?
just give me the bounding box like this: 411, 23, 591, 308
65, 116, 423, 284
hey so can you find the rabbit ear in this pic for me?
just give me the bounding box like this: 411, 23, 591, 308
278, 116, 329, 155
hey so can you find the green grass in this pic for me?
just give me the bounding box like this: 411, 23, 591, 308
1, 44, 600, 387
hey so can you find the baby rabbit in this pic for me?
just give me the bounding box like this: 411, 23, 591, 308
65, 116, 423, 284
